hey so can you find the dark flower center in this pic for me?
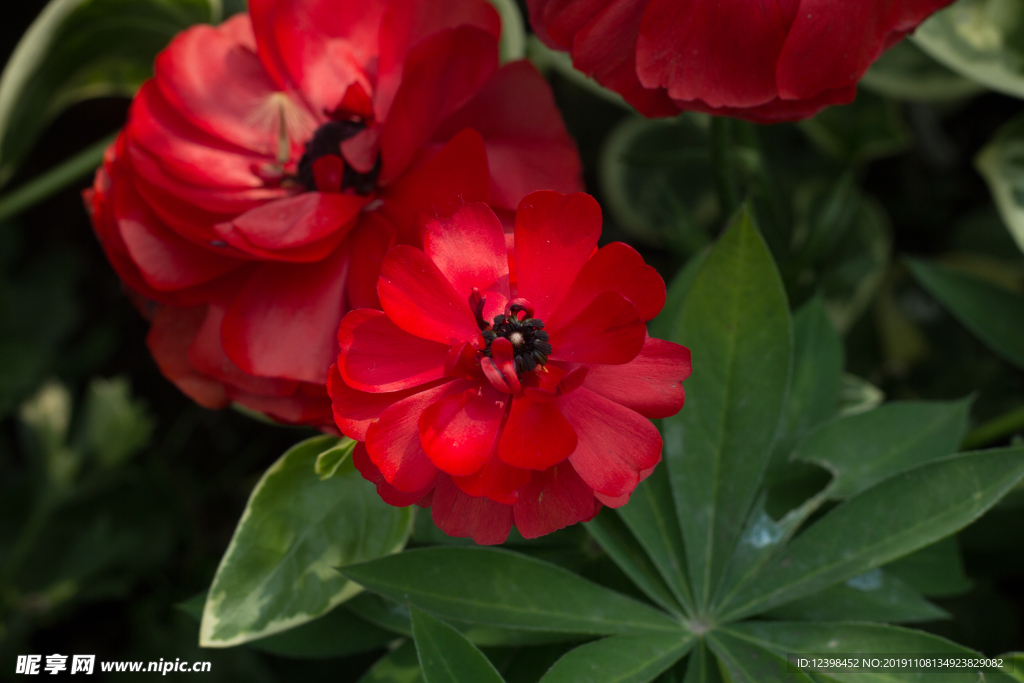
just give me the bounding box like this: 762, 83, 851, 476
296, 120, 381, 195
470, 293, 551, 376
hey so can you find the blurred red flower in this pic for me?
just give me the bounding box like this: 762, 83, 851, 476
527, 0, 956, 123
328, 191, 692, 543
85, 0, 581, 428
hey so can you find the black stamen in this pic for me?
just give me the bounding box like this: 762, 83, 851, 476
480, 311, 550, 376
296, 120, 380, 194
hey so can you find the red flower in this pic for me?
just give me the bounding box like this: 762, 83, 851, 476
328, 191, 692, 543
85, 0, 582, 428
527, 0, 956, 123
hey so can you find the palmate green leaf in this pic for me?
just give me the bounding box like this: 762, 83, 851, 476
718, 447, 1024, 621
668, 205, 792, 610
794, 399, 971, 499
200, 435, 415, 647
0, 0, 216, 186
585, 510, 685, 617
913, 0, 1024, 100
726, 621, 1019, 683
340, 547, 682, 636
539, 633, 696, 683
976, 113, 1024, 255
882, 538, 973, 598
410, 606, 506, 683
708, 630, 814, 683
861, 39, 985, 102
682, 643, 724, 683
359, 640, 425, 683
345, 592, 581, 646
761, 569, 948, 624
907, 258, 1024, 369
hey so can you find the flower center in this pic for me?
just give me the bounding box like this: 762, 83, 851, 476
296, 120, 381, 195
470, 293, 552, 376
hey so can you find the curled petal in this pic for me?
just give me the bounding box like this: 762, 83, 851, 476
365, 383, 450, 492
419, 383, 509, 476
338, 309, 448, 392
353, 442, 432, 507
431, 475, 513, 545
581, 337, 691, 419
513, 463, 600, 539
547, 292, 646, 366
497, 396, 577, 470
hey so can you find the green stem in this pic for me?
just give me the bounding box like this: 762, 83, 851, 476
961, 406, 1024, 451
0, 132, 117, 224
710, 116, 739, 217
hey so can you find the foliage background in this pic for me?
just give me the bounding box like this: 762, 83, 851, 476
1, 0, 1024, 680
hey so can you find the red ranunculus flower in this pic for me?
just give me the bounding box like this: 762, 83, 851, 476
527, 0, 956, 123
85, 0, 581, 428
328, 191, 692, 543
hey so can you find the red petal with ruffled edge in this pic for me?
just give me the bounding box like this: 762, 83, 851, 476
220, 247, 349, 385
365, 383, 450, 492
513, 191, 601, 319
451, 453, 530, 505
497, 396, 577, 470
420, 383, 509, 476
431, 61, 583, 209
513, 463, 599, 539
581, 337, 691, 419
547, 291, 646, 365
551, 242, 665, 323
337, 309, 448, 393
147, 305, 229, 409
353, 442, 432, 506
557, 387, 662, 498
377, 245, 481, 344
328, 364, 449, 441
431, 475, 513, 544
423, 202, 510, 320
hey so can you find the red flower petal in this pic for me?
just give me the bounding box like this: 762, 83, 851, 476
497, 397, 577, 470
551, 242, 665, 323
513, 463, 599, 539
328, 363, 448, 441
423, 203, 510, 319
557, 387, 663, 498
635, 0, 788, 109
366, 383, 451, 492
353, 442, 432, 507
431, 475, 513, 545
513, 191, 602, 319
547, 292, 646, 365
676, 85, 857, 125
220, 248, 349, 385
420, 383, 509, 477
431, 61, 583, 209
378, 128, 491, 246
343, 213, 397, 311
147, 305, 229, 409
451, 453, 530, 505
581, 337, 691, 419
378, 245, 481, 344
337, 309, 449, 393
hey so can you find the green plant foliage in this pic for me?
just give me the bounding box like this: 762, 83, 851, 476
861, 39, 986, 102
907, 258, 1024, 369
800, 90, 913, 165
199, 435, 415, 647
538, 634, 695, 683
0, 0, 217, 186
977, 112, 1024, 255
913, 0, 1024, 100
410, 606, 507, 683
359, 640, 425, 683
80, 376, 153, 468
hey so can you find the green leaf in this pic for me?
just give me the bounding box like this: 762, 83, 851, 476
410, 606, 505, 683
708, 630, 814, 683
0, 0, 216, 185
616, 464, 695, 615
340, 547, 682, 635
345, 592, 582, 646
882, 537, 973, 598
599, 114, 716, 253
726, 621, 1019, 683
794, 399, 972, 499
1002, 653, 1024, 683
585, 509, 685, 617
719, 447, 1024, 621
668, 206, 792, 609
800, 90, 912, 165
761, 568, 948, 624
486, 0, 525, 63
539, 633, 695, 683
913, 0, 1024, 100
836, 374, 884, 417
359, 640, 425, 683
861, 39, 986, 102
80, 375, 153, 468
907, 258, 1024, 369
314, 438, 355, 480
682, 643, 724, 683
200, 435, 415, 647
648, 251, 708, 342
977, 113, 1024, 255
526, 35, 630, 109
